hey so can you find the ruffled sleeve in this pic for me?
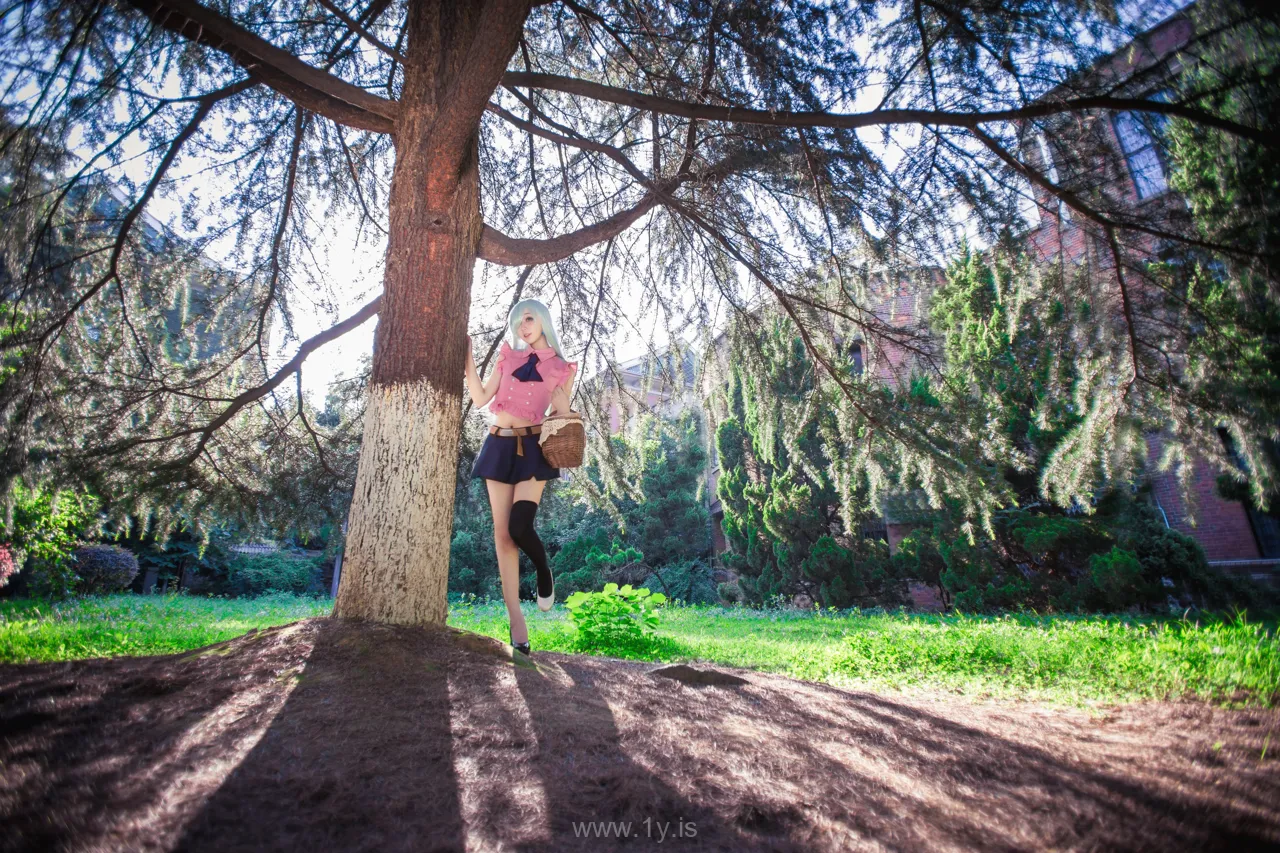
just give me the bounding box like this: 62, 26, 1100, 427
495, 340, 516, 374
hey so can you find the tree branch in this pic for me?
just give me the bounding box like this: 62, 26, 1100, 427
95, 295, 382, 467
1105, 226, 1142, 396
335, 121, 389, 235
256, 109, 307, 370
968, 125, 1251, 260
576, 236, 612, 411
297, 367, 339, 478
315, 0, 406, 63
477, 192, 659, 265
123, 0, 398, 133
320, 0, 395, 70
26, 86, 229, 352
500, 71, 1269, 144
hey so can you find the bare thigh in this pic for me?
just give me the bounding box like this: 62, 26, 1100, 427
513, 476, 548, 506
485, 480, 516, 538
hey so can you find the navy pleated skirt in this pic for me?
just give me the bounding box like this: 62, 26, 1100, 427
471, 432, 561, 484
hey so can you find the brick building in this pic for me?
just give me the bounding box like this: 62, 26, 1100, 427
1018, 5, 1280, 576
588, 4, 1278, 592
599, 346, 700, 435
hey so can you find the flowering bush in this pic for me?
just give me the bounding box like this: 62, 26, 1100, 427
0, 544, 17, 588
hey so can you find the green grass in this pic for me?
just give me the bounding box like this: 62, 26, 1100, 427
0, 593, 332, 662
4, 594, 1278, 706
449, 599, 1280, 706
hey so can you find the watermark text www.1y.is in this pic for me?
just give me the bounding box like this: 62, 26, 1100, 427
573, 817, 698, 842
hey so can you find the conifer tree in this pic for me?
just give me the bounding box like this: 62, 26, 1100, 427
1, 0, 1274, 624
714, 313, 900, 607
893, 244, 1268, 611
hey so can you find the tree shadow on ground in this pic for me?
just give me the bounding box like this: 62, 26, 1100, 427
173, 620, 467, 852
505, 649, 762, 850
2, 618, 1278, 852
713, 676, 1280, 849
169, 623, 746, 850
455, 645, 1280, 850
0, 622, 316, 853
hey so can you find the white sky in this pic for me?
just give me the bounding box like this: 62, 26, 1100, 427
85, 122, 677, 404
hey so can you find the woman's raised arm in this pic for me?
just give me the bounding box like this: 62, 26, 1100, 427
464, 335, 504, 408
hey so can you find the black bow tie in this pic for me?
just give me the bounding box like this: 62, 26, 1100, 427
512, 352, 544, 382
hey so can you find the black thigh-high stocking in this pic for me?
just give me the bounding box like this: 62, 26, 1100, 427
508, 500, 553, 598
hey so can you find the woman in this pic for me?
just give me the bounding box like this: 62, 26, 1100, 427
464, 299, 578, 656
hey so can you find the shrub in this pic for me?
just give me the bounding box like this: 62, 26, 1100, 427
552, 536, 645, 597
564, 583, 666, 653
896, 522, 1030, 612
643, 558, 720, 605
1111, 499, 1269, 611
129, 531, 235, 595
1087, 547, 1149, 611
71, 545, 140, 594
891, 490, 1271, 614
1, 484, 97, 599
227, 552, 321, 595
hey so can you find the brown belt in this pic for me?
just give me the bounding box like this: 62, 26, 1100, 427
490, 424, 541, 456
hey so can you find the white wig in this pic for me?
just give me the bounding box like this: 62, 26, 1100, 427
507, 298, 568, 360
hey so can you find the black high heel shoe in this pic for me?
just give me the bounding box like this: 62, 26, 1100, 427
509, 629, 531, 656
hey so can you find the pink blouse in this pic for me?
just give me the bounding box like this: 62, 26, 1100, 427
486, 340, 578, 425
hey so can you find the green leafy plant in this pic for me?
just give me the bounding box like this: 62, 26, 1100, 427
0, 484, 99, 599
1087, 547, 1149, 611
564, 583, 667, 652
227, 552, 322, 596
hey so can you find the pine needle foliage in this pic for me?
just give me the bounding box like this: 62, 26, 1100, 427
713, 311, 904, 608
0, 0, 1274, 551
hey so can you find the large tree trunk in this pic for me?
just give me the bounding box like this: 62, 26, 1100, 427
334, 1, 520, 624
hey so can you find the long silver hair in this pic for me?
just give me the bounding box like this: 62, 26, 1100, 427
507, 298, 567, 360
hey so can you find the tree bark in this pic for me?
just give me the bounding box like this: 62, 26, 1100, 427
334, 1, 524, 624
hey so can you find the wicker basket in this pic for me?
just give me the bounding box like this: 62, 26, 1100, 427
538, 411, 586, 468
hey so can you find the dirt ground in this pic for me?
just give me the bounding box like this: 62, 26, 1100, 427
1, 618, 1277, 852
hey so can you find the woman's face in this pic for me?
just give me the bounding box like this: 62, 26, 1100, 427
518, 310, 543, 346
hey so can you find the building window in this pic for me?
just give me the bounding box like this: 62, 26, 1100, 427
1218, 428, 1280, 558
1035, 133, 1071, 222
1036, 133, 1060, 183
848, 342, 864, 376
1111, 110, 1169, 200
1018, 175, 1042, 230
